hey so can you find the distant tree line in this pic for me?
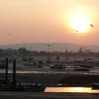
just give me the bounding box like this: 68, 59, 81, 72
0, 47, 99, 58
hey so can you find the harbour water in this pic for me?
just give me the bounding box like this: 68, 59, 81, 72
45, 87, 99, 93
1, 64, 99, 93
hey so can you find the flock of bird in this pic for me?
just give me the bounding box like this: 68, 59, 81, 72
73, 23, 94, 32
45, 23, 94, 48
7, 34, 29, 43
7, 23, 94, 45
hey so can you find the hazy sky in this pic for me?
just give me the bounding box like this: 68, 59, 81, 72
0, 0, 99, 45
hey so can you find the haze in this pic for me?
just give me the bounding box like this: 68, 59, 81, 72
0, 0, 99, 46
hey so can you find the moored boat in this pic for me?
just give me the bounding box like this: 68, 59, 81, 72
16, 83, 46, 92
22, 60, 37, 66
74, 68, 90, 71
50, 63, 65, 69
79, 64, 94, 68
0, 60, 6, 68
0, 80, 46, 92
92, 83, 99, 90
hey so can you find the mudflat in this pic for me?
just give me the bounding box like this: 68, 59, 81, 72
0, 73, 99, 86
0, 92, 99, 99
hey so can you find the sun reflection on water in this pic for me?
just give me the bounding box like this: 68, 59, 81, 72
45, 87, 99, 93
71, 87, 85, 92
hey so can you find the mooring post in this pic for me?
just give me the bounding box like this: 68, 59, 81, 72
13, 57, 16, 90
5, 56, 8, 84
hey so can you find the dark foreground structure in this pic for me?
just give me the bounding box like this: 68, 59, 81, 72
0, 57, 46, 92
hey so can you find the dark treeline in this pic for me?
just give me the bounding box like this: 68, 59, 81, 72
0, 47, 99, 58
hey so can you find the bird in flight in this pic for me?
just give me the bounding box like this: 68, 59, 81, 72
8, 34, 10, 35
73, 30, 78, 32
45, 44, 53, 47
89, 24, 94, 27
75, 30, 78, 32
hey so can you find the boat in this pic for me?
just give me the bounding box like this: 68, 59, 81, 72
26, 84, 46, 92
50, 63, 65, 69
92, 83, 99, 90
37, 61, 44, 67
0, 60, 6, 68
22, 60, 37, 66
74, 68, 90, 71
79, 64, 94, 68
73, 64, 94, 68
16, 83, 46, 92
0, 81, 46, 92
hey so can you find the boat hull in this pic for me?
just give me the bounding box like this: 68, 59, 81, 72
74, 68, 90, 71
16, 84, 46, 92
0, 84, 46, 92
26, 84, 46, 92
92, 83, 99, 90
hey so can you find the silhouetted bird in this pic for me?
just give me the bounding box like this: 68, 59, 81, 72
45, 44, 53, 47
73, 30, 78, 32
89, 24, 94, 27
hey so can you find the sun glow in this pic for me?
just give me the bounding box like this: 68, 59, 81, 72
71, 87, 85, 92
71, 13, 89, 33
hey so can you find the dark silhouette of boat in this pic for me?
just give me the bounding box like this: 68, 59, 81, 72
16, 83, 46, 92
22, 60, 37, 66
0, 60, 6, 68
73, 64, 94, 68
37, 61, 43, 67
74, 68, 90, 71
50, 63, 65, 69
0, 81, 46, 92
92, 83, 99, 90
79, 64, 94, 68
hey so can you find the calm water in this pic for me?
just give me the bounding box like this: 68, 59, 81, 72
45, 87, 99, 93
1, 66, 99, 93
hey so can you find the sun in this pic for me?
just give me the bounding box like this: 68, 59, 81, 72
71, 13, 89, 33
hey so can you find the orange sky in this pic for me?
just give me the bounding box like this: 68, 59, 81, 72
0, 0, 99, 45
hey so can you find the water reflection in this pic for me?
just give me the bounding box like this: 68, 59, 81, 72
45, 87, 99, 93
